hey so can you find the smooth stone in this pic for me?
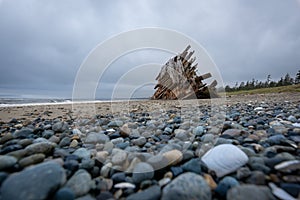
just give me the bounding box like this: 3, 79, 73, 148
127, 185, 161, 200
70, 140, 78, 148
52, 121, 69, 132
13, 128, 33, 138
132, 137, 147, 147
182, 158, 202, 174
132, 162, 154, 184
96, 191, 114, 200
280, 183, 300, 198
85, 132, 109, 144
59, 137, 71, 147
25, 142, 54, 155
18, 153, 45, 168
18, 139, 33, 147
73, 148, 91, 160
0, 172, 8, 186
215, 176, 239, 198
174, 129, 188, 140
269, 183, 296, 200
162, 172, 211, 200
222, 129, 242, 136
267, 134, 286, 145
111, 172, 126, 183
275, 160, 300, 172
147, 155, 169, 170
75, 194, 95, 200
6, 149, 27, 160
114, 182, 136, 189
65, 169, 91, 197
287, 115, 297, 123
227, 184, 275, 200
193, 126, 204, 136
246, 171, 266, 185
108, 120, 123, 127
33, 137, 49, 143
111, 137, 124, 145
49, 135, 60, 144
236, 167, 251, 180
162, 149, 183, 166
42, 130, 55, 139
54, 187, 75, 200
1, 162, 66, 200
201, 134, 214, 143
0, 155, 17, 170
111, 149, 127, 165
201, 144, 248, 177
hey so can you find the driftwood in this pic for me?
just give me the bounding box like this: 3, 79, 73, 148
151, 45, 219, 100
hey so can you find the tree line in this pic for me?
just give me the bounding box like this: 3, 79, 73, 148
225, 70, 300, 92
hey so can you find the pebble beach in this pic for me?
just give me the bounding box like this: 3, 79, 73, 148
0, 92, 300, 200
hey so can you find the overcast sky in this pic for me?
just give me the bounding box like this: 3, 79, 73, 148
0, 0, 300, 99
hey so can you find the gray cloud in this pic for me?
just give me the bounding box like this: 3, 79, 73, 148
0, 0, 299, 98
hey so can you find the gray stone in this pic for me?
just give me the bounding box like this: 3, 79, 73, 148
52, 121, 69, 132
25, 142, 54, 155
193, 126, 204, 136
127, 185, 161, 200
1, 162, 66, 200
0, 155, 17, 170
111, 149, 127, 165
132, 137, 147, 146
227, 184, 275, 200
42, 130, 55, 139
85, 132, 109, 144
162, 172, 211, 200
59, 137, 71, 147
201, 134, 214, 143
18, 153, 45, 168
66, 169, 91, 197
132, 162, 154, 184
73, 148, 91, 160
54, 187, 75, 200
107, 120, 123, 127
13, 128, 33, 138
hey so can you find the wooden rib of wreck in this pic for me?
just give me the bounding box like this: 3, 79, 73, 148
151, 45, 219, 100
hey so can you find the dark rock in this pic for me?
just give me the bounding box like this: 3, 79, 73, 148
0, 144, 23, 154
162, 172, 211, 200
0, 162, 66, 200
182, 158, 202, 174
111, 172, 126, 183
215, 176, 239, 198
54, 187, 75, 200
96, 191, 114, 200
280, 183, 300, 198
127, 185, 161, 200
63, 159, 79, 172
227, 184, 275, 200
0, 172, 8, 186
170, 166, 183, 177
